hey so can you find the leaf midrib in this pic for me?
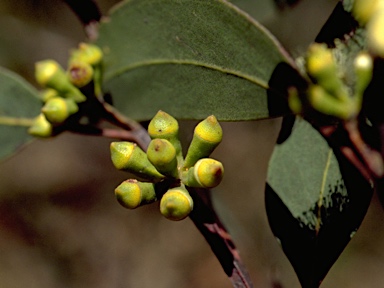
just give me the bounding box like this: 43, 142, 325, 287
103, 58, 270, 89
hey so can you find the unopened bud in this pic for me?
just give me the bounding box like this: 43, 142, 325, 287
147, 139, 178, 177
28, 113, 53, 137
40, 88, 59, 102
160, 186, 193, 221
182, 158, 224, 188
148, 110, 182, 155
367, 9, 384, 58
110, 141, 164, 181
68, 61, 94, 88
306, 44, 348, 100
352, 0, 381, 26
41, 97, 78, 124
308, 85, 357, 120
35, 60, 86, 102
70, 43, 103, 66
183, 115, 222, 168
287, 86, 302, 114
354, 52, 373, 102
115, 179, 157, 209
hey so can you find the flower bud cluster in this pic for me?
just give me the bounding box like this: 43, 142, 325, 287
288, 43, 373, 120
352, 0, 384, 57
28, 43, 103, 137
110, 111, 224, 221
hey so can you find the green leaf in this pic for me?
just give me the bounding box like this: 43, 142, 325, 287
96, 0, 293, 121
0, 67, 41, 161
266, 118, 373, 288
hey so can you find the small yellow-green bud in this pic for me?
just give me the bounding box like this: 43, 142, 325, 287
308, 85, 357, 120
110, 141, 164, 181
35, 60, 86, 103
148, 110, 182, 155
40, 88, 59, 102
354, 52, 373, 100
287, 86, 302, 114
183, 115, 223, 169
28, 113, 53, 138
182, 158, 224, 188
367, 9, 384, 58
70, 43, 103, 66
352, 0, 381, 26
306, 44, 348, 100
160, 186, 193, 221
41, 97, 78, 124
115, 179, 157, 209
147, 139, 178, 177
68, 61, 94, 88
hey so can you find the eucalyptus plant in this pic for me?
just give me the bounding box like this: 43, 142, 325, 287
1, 0, 384, 287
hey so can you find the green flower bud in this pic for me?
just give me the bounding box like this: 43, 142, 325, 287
28, 113, 53, 138
183, 115, 223, 169
70, 43, 103, 66
354, 52, 373, 105
160, 186, 193, 221
368, 9, 384, 58
115, 179, 157, 209
68, 61, 94, 88
147, 139, 178, 178
40, 88, 59, 102
182, 158, 224, 188
148, 110, 182, 156
352, 0, 381, 26
308, 85, 357, 120
110, 141, 164, 181
306, 44, 348, 100
287, 86, 302, 114
41, 97, 79, 124
35, 60, 86, 103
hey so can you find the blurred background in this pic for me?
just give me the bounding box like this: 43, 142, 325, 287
2, 0, 384, 287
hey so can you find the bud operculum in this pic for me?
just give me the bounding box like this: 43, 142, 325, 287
68, 61, 94, 88
41, 97, 78, 124
160, 186, 193, 221
28, 113, 53, 137
147, 138, 178, 178
70, 43, 103, 66
115, 179, 157, 209
182, 158, 224, 188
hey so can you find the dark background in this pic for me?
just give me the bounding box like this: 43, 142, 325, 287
1, 0, 384, 287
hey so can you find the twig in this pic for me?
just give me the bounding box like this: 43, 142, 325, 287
318, 119, 382, 184
189, 188, 254, 288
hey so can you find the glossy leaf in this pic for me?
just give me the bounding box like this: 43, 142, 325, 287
0, 67, 41, 161
96, 0, 293, 121
266, 118, 373, 288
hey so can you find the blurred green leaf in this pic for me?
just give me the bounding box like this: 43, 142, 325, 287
97, 0, 293, 121
0, 67, 41, 161
266, 118, 373, 288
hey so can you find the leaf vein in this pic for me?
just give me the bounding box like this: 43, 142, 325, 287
315, 149, 333, 234
104, 59, 270, 89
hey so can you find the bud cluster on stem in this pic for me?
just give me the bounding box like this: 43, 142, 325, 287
287, 43, 373, 120
110, 110, 224, 221
28, 43, 103, 138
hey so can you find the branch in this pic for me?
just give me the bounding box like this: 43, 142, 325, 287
188, 188, 254, 288
317, 119, 383, 184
